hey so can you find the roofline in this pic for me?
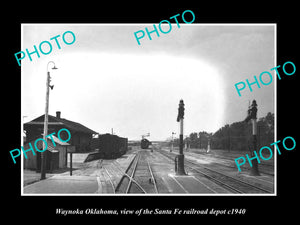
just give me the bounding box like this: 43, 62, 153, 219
24, 135, 70, 146
24, 114, 98, 134
25, 122, 64, 125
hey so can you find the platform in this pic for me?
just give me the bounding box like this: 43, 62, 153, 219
23, 147, 275, 195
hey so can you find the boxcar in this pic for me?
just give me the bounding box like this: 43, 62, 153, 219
86, 134, 128, 162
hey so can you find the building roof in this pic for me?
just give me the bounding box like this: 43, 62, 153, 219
47, 135, 70, 146
24, 114, 98, 134
24, 134, 73, 153
25, 134, 71, 145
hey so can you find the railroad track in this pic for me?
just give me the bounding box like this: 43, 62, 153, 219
194, 151, 274, 177
156, 149, 272, 194
115, 150, 158, 194
186, 160, 270, 194
102, 167, 116, 194
190, 150, 275, 176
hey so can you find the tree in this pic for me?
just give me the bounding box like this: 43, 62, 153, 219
188, 112, 274, 152
189, 133, 198, 148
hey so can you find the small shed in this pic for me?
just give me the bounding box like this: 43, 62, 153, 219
24, 134, 72, 172
36, 149, 59, 172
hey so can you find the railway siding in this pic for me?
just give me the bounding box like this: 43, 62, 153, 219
157, 148, 274, 194
25, 146, 274, 194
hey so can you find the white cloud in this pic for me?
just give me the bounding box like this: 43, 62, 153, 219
22, 24, 275, 140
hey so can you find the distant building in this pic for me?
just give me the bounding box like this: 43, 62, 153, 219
24, 111, 98, 153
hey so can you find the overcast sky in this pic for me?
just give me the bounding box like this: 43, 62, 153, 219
22, 24, 275, 141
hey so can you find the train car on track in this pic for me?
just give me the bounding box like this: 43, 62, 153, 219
141, 138, 152, 149
86, 134, 128, 162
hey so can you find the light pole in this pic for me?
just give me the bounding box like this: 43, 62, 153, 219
41, 61, 57, 180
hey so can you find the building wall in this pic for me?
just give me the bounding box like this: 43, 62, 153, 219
23, 139, 68, 170
57, 146, 67, 168
23, 142, 37, 170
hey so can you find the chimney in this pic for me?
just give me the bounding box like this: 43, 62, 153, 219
56, 111, 61, 119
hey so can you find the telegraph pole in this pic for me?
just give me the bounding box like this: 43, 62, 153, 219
41, 72, 50, 180
176, 99, 186, 175
41, 61, 57, 180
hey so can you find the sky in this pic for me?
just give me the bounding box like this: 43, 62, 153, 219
22, 24, 275, 141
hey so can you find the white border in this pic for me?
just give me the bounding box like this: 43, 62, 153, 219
21, 23, 277, 196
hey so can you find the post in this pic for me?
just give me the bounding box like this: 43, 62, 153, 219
41, 61, 57, 180
176, 100, 186, 175
179, 119, 184, 154
186, 136, 189, 151
250, 118, 260, 176
70, 152, 73, 176
245, 100, 260, 176
228, 126, 231, 152
171, 132, 175, 152
41, 72, 50, 180
207, 138, 211, 153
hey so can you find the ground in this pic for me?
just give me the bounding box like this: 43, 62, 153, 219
23, 146, 274, 195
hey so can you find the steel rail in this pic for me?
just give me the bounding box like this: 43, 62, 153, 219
186, 159, 271, 194
192, 150, 275, 173
157, 149, 271, 194
126, 153, 143, 193
147, 160, 159, 193
103, 167, 116, 194
114, 154, 146, 193
157, 150, 243, 193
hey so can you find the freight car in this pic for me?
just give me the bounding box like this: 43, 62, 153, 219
85, 134, 128, 162
141, 138, 152, 149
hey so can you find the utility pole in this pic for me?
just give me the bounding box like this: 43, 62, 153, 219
175, 99, 186, 175
41, 61, 57, 180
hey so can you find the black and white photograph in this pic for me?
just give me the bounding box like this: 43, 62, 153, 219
21, 23, 276, 195
4, 4, 298, 221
